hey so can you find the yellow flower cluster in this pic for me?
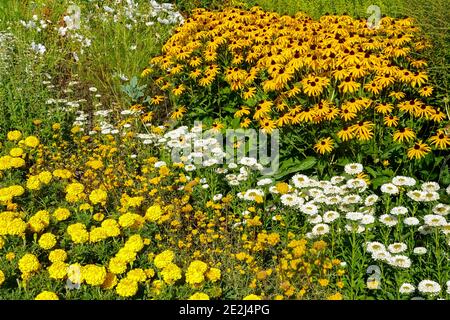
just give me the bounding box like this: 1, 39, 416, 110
145, 7, 449, 157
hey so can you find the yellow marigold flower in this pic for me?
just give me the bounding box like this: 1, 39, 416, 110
160, 263, 182, 285
7, 130, 22, 141
0, 270, 5, 285
38, 171, 52, 184
89, 188, 107, 205
6, 252, 15, 261
9, 147, 23, 157
35, 291, 59, 300
145, 204, 162, 222
38, 233, 57, 250
189, 292, 210, 300
82, 265, 107, 286
108, 257, 128, 275
116, 277, 139, 297
313, 240, 327, 250
53, 208, 71, 221
124, 234, 145, 252
127, 269, 147, 283
86, 160, 103, 170
154, 250, 175, 269
26, 176, 41, 190
327, 292, 343, 300
186, 260, 208, 286
53, 169, 72, 179
318, 278, 329, 287
18, 253, 40, 274
101, 219, 121, 237
67, 223, 89, 244
206, 267, 221, 282
28, 210, 50, 233
49, 249, 67, 263
243, 294, 261, 300
24, 136, 40, 148
48, 261, 68, 280
145, 268, 155, 279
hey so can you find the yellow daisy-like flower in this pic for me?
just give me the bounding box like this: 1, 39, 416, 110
313, 137, 334, 154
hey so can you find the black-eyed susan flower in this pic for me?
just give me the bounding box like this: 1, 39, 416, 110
393, 127, 415, 143
314, 137, 334, 154
429, 130, 450, 149
407, 140, 431, 159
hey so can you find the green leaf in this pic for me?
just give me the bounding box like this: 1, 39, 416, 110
273, 157, 317, 179
336, 157, 351, 166
371, 176, 391, 189
365, 166, 378, 178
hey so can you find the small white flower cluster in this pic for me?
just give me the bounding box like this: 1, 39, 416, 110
154, 125, 226, 171
97, 0, 184, 28
366, 242, 411, 268
20, 15, 48, 32
0, 31, 15, 76
399, 280, 450, 297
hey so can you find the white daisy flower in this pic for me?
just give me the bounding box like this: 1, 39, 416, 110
185, 164, 196, 171
389, 255, 411, 268
446, 185, 450, 195
311, 223, 330, 236
312, 195, 327, 204
345, 224, 365, 233
422, 191, 440, 202
342, 194, 362, 204
406, 190, 425, 202
360, 214, 375, 225
330, 176, 346, 185
323, 211, 340, 223
387, 242, 407, 254
364, 194, 379, 206
308, 214, 323, 224
325, 195, 342, 205
421, 182, 440, 192
213, 194, 223, 201
372, 250, 391, 262
433, 204, 450, 216
228, 163, 238, 169
300, 203, 318, 216
239, 157, 257, 167
323, 185, 342, 195
392, 176, 416, 187
379, 214, 398, 227
292, 174, 310, 189
257, 178, 273, 186
280, 194, 302, 207
399, 283, 415, 294
344, 163, 363, 175
243, 189, 264, 201
417, 280, 441, 295
345, 211, 363, 221
424, 214, 447, 227
308, 188, 323, 198
366, 241, 386, 254
413, 247, 427, 255
346, 178, 367, 190
390, 206, 408, 216
403, 217, 420, 226
380, 183, 399, 195
446, 281, 450, 295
